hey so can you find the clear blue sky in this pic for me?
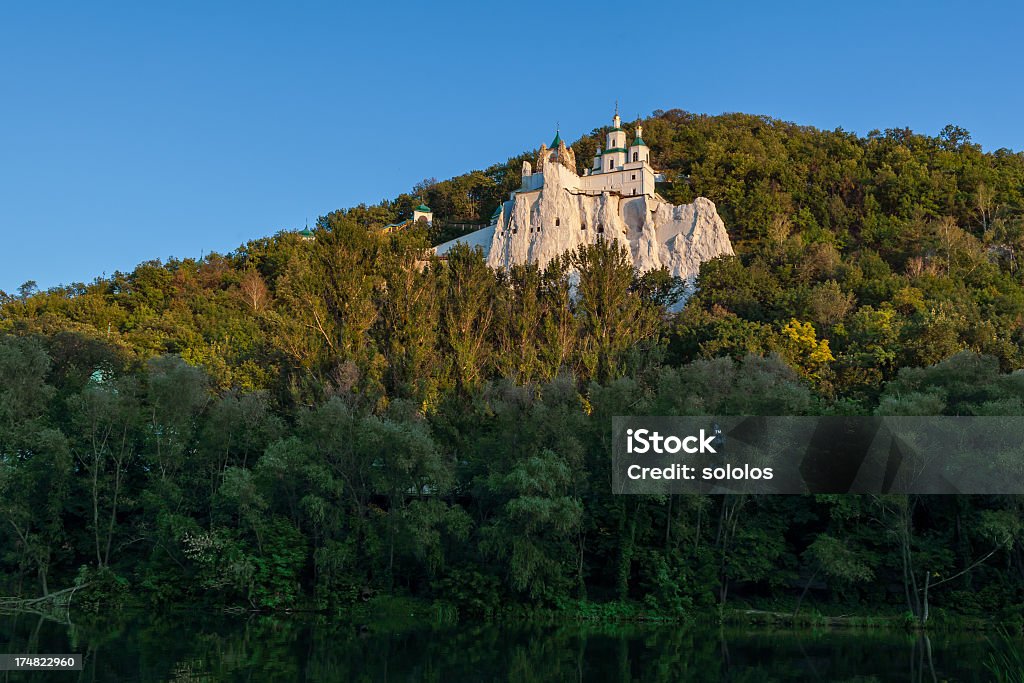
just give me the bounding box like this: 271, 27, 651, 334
2, 1, 1022, 292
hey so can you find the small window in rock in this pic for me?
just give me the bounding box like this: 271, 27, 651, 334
555, 217, 560, 226
597, 224, 604, 234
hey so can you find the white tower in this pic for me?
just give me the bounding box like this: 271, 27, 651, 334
604, 106, 627, 171
629, 124, 649, 164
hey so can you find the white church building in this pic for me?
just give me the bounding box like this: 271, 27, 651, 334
518, 110, 663, 198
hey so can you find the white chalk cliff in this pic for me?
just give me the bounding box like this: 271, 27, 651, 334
434, 112, 733, 294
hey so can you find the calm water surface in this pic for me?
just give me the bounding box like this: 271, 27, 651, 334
0, 610, 1014, 682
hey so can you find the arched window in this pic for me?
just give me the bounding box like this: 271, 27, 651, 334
632, 152, 638, 162
609, 160, 613, 170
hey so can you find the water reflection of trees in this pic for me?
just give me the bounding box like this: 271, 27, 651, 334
0, 613, 1008, 682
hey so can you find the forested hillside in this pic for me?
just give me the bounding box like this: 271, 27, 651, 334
3, 110, 1024, 624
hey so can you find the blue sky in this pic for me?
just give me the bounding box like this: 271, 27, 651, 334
2, 1, 1022, 292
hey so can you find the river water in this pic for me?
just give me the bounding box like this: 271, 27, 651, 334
0, 611, 1014, 681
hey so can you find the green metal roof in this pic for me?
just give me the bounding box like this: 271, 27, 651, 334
610, 127, 624, 132
632, 136, 647, 147
605, 147, 628, 154
299, 228, 314, 236
550, 131, 562, 148
415, 204, 431, 212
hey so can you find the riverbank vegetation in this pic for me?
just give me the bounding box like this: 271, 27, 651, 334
3, 110, 1024, 629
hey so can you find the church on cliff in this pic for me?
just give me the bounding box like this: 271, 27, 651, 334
523, 108, 665, 199
434, 108, 733, 297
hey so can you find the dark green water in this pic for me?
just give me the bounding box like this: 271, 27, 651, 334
0, 611, 1016, 682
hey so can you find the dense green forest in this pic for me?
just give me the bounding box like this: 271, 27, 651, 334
3, 110, 1024, 626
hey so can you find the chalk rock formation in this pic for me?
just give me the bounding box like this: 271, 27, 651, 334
436, 161, 733, 297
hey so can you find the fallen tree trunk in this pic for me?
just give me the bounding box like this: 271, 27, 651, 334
0, 583, 90, 613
